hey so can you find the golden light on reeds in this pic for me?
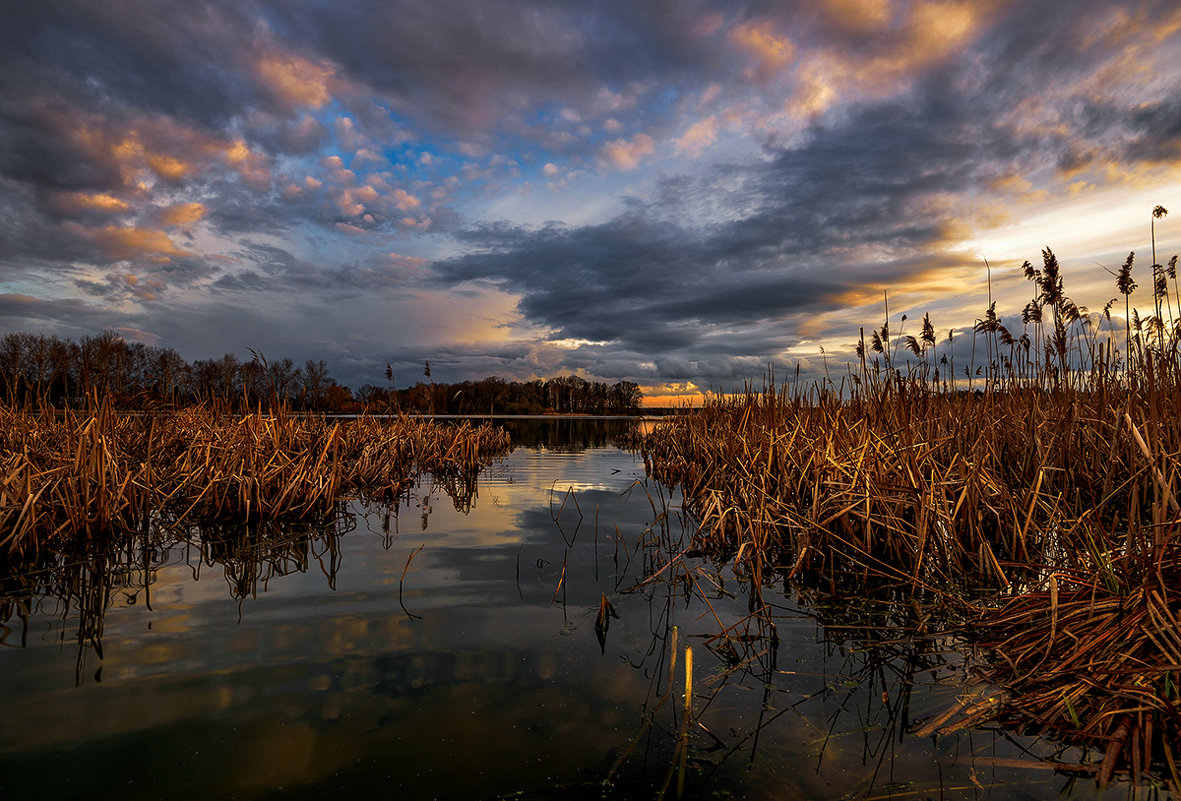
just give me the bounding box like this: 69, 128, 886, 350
637, 231, 1181, 785
0, 404, 510, 559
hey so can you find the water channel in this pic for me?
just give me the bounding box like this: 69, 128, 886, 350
0, 418, 1126, 799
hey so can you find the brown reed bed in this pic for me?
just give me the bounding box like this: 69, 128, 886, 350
638, 244, 1181, 784
970, 547, 1181, 788
644, 379, 1178, 581
642, 376, 1181, 783
0, 402, 511, 560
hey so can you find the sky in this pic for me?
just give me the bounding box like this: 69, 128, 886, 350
1, 0, 1179, 404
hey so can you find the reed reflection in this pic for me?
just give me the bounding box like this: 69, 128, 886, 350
602, 505, 1126, 800
0, 469, 492, 687
0, 420, 1133, 801
0, 537, 165, 686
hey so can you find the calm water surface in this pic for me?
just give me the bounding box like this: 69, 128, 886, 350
0, 419, 1121, 800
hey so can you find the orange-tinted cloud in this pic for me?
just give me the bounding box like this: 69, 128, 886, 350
52, 116, 274, 199
254, 50, 335, 109
386, 252, 428, 269
782, 1, 988, 118
146, 153, 192, 182
391, 188, 420, 211
603, 132, 655, 171
222, 138, 272, 188
400, 215, 432, 230
69, 223, 185, 263
53, 192, 131, 215
728, 20, 796, 81
160, 202, 208, 228
823, 257, 982, 313
335, 189, 365, 216
321, 155, 356, 185
675, 116, 718, 156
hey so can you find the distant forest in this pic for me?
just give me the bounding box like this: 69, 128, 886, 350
0, 330, 642, 414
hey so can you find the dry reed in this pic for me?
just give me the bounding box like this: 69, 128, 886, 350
0, 403, 511, 560
638, 247, 1181, 783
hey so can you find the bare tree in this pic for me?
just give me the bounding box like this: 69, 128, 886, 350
302, 359, 331, 411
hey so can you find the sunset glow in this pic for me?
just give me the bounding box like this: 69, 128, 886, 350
1, 1, 1178, 399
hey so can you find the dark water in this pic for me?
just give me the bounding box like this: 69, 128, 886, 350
0, 419, 1121, 800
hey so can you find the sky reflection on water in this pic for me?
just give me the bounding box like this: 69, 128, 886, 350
0, 419, 1130, 800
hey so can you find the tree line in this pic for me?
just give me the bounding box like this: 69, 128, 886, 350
0, 330, 642, 414
356, 371, 643, 415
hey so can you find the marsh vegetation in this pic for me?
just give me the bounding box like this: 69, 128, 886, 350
0, 403, 510, 560
638, 238, 1181, 788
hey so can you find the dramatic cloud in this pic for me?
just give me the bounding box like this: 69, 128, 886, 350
1, 0, 1179, 401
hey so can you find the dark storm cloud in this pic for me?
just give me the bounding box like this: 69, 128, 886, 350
369, 341, 549, 386
436, 212, 852, 356
0, 0, 1178, 397
263, 0, 728, 140
0, 180, 99, 272
1125, 99, 1181, 163
432, 90, 1010, 358
0, 294, 110, 328
217, 241, 420, 295
0, 105, 123, 193
0, 3, 253, 198
0, 3, 257, 127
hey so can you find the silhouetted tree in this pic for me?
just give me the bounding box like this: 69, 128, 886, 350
301, 359, 331, 411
